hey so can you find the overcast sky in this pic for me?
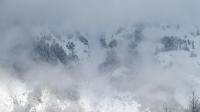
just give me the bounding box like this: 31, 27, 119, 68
0, 0, 200, 30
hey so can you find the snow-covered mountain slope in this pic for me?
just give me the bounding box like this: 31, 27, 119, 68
32, 24, 200, 70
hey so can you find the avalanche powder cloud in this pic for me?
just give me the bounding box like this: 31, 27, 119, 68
0, 0, 200, 112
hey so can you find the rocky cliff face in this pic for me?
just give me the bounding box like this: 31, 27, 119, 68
33, 31, 89, 66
